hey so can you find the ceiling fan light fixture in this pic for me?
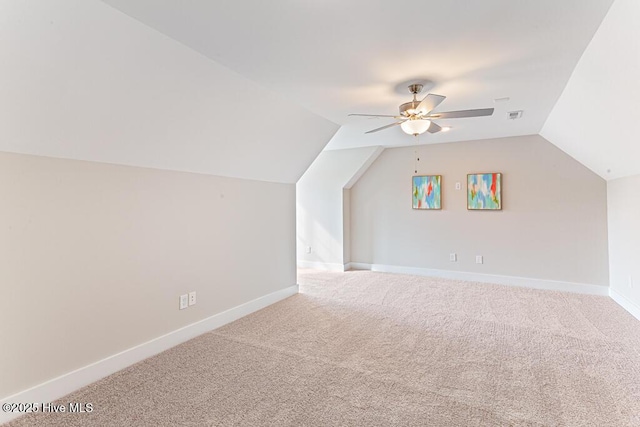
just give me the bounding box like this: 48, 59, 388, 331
350, 84, 494, 135
401, 119, 431, 136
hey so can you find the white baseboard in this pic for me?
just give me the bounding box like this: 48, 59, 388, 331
349, 262, 372, 271
0, 285, 298, 425
610, 289, 640, 321
297, 260, 347, 272
348, 263, 608, 296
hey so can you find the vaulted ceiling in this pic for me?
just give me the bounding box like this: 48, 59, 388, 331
0, 0, 338, 184
3, 1, 637, 182
541, 0, 640, 180
101, 1, 614, 153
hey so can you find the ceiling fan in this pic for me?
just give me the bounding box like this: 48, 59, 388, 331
349, 83, 494, 136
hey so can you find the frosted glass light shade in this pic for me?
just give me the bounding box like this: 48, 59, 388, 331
401, 119, 431, 135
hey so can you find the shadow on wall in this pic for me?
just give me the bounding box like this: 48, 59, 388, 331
296, 202, 343, 266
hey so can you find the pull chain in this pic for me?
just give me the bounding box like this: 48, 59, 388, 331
414, 134, 420, 173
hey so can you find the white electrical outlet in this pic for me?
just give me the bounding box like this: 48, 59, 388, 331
476, 255, 483, 264
189, 291, 197, 306
449, 253, 457, 262
179, 294, 189, 310
306, 246, 312, 254
455, 182, 461, 190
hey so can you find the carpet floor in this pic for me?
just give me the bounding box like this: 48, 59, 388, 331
6, 270, 640, 426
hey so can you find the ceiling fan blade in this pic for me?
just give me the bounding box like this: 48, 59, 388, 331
426, 108, 494, 119
349, 113, 403, 119
365, 121, 404, 134
416, 94, 446, 115
427, 122, 442, 134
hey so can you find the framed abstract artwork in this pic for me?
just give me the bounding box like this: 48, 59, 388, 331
467, 173, 502, 210
412, 175, 442, 210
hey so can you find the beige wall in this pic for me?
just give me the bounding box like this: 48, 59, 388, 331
0, 152, 296, 398
350, 135, 609, 286
607, 174, 640, 306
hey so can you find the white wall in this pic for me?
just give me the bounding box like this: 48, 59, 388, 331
343, 188, 352, 265
296, 147, 381, 269
0, 152, 296, 398
607, 174, 640, 316
350, 135, 609, 287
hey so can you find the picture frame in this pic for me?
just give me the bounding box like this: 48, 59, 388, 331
467, 173, 502, 210
412, 175, 442, 210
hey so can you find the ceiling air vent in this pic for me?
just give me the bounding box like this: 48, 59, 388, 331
507, 110, 523, 120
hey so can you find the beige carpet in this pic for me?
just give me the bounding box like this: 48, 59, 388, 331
6, 270, 640, 426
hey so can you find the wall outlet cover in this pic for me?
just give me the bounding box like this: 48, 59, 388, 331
476, 255, 483, 264
449, 253, 457, 262
189, 291, 197, 306
179, 294, 189, 310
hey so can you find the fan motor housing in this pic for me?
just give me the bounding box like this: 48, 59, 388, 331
399, 101, 420, 116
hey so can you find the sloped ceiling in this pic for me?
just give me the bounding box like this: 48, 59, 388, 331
1, 1, 625, 182
541, 0, 639, 180
298, 146, 384, 191
100, 0, 613, 151
0, 0, 338, 184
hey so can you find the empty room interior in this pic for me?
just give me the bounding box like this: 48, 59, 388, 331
1, 1, 640, 426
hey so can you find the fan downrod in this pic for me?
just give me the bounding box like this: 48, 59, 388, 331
401, 83, 425, 115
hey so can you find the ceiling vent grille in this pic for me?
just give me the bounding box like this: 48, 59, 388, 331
507, 110, 523, 120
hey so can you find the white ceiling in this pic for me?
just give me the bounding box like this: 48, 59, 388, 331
3, 1, 631, 183
0, 0, 338, 184
101, 0, 613, 151
541, 0, 640, 180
